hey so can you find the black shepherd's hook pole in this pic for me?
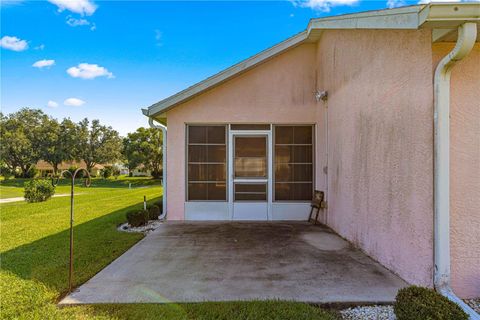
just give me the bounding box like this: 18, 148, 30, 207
52, 168, 91, 293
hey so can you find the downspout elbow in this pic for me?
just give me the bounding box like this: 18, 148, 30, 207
433, 22, 478, 320
148, 117, 167, 220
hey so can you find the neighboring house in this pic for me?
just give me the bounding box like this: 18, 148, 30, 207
113, 163, 130, 176
131, 164, 152, 177
36, 160, 105, 177
142, 2, 479, 303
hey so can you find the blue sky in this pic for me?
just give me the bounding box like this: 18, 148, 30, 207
1, 0, 424, 135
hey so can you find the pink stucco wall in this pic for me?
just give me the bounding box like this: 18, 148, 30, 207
315, 29, 435, 288
433, 43, 480, 298
161, 30, 478, 298
165, 43, 319, 220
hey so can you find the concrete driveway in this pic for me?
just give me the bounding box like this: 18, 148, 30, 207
61, 222, 407, 304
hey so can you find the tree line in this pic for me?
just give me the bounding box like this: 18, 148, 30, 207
0, 108, 163, 178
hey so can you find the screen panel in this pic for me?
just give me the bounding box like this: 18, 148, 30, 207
187, 125, 227, 201
234, 136, 267, 178
274, 125, 313, 201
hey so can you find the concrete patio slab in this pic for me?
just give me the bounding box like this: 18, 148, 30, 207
60, 222, 407, 304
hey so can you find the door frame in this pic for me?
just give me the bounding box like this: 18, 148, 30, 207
228, 128, 273, 220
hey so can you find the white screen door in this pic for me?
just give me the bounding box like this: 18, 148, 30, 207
229, 130, 272, 220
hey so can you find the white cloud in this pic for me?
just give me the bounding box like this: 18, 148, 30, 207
48, 0, 97, 16
35, 44, 45, 50
154, 29, 162, 46
47, 100, 59, 108
66, 17, 90, 26
290, 0, 358, 12
66, 63, 114, 79
64, 98, 85, 106
418, 0, 461, 3
32, 59, 55, 68
0, 35, 28, 51
66, 16, 97, 31
387, 0, 405, 8
0, 0, 25, 6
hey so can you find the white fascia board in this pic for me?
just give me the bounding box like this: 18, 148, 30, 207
146, 31, 308, 117
420, 3, 480, 27
144, 3, 479, 118
307, 5, 423, 32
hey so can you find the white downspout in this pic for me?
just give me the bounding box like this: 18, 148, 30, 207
434, 22, 478, 320
149, 117, 167, 220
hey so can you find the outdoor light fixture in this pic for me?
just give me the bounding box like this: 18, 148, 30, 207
314, 90, 328, 102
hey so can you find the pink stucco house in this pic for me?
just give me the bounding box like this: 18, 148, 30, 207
142, 2, 479, 313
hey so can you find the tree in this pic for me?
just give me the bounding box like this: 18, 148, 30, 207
40, 118, 78, 175
76, 119, 122, 173
122, 138, 143, 174
123, 127, 163, 179
0, 108, 48, 177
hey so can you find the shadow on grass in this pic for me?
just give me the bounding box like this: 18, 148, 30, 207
1, 197, 161, 297
0, 178, 162, 189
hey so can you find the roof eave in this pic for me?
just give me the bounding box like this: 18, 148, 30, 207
307, 5, 423, 33
419, 3, 480, 28
145, 3, 479, 119
146, 31, 308, 117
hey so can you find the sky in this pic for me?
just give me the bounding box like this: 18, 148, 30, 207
0, 0, 445, 135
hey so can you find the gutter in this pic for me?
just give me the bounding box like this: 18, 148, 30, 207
433, 22, 479, 320
145, 112, 167, 220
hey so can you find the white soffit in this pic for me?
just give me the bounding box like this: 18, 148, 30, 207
145, 3, 479, 118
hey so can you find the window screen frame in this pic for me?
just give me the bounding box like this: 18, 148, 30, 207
273, 124, 315, 203
186, 124, 228, 202
233, 134, 268, 179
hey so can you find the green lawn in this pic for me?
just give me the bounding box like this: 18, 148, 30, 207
0, 176, 159, 199
0, 177, 337, 320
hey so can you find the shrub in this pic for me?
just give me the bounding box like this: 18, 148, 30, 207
126, 209, 149, 227
68, 166, 85, 179
16, 166, 38, 178
394, 286, 468, 320
154, 198, 163, 214
0, 166, 15, 179
24, 179, 56, 203
148, 205, 161, 220
102, 166, 113, 179
151, 169, 163, 179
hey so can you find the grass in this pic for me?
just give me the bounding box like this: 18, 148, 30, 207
0, 177, 338, 320
0, 175, 158, 199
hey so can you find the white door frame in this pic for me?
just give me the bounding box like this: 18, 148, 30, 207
228, 129, 272, 220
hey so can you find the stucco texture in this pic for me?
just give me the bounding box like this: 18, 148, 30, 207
315, 29, 435, 288
433, 43, 480, 298
165, 43, 318, 220
161, 30, 479, 298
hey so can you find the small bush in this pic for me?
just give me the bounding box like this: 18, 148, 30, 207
0, 166, 15, 179
68, 166, 85, 179
394, 286, 468, 320
148, 205, 161, 220
126, 209, 149, 227
154, 198, 163, 214
24, 179, 56, 203
102, 166, 113, 179
16, 166, 38, 178
151, 169, 163, 179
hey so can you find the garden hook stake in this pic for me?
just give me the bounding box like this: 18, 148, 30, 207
52, 168, 91, 293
